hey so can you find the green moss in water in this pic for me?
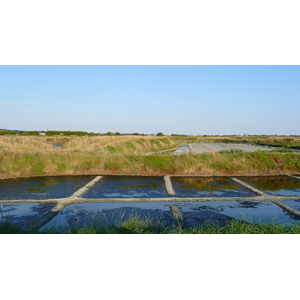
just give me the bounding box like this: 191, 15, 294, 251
245, 177, 300, 191
177, 178, 237, 191
39, 180, 59, 187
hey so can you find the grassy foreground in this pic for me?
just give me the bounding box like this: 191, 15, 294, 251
0, 135, 300, 178
1, 218, 300, 234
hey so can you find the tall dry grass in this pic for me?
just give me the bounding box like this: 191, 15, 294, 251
0, 136, 54, 153
0, 135, 300, 178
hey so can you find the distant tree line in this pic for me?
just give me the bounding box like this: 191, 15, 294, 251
0, 130, 20, 135
171, 134, 188, 137
45, 131, 92, 136
0, 130, 148, 136
0, 130, 94, 136
0, 130, 221, 137
104, 132, 146, 136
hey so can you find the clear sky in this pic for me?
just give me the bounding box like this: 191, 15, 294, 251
0, 65, 299, 135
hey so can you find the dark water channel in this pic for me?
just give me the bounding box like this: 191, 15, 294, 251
0, 176, 95, 200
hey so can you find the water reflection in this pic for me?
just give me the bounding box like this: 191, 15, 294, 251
239, 176, 300, 196
282, 200, 300, 213
42, 202, 175, 230
83, 176, 167, 198
172, 177, 256, 197
0, 203, 55, 229
0, 176, 95, 200
41, 200, 299, 230
175, 177, 238, 190
53, 144, 62, 149
174, 144, 190, 155
177, 201, 298, 224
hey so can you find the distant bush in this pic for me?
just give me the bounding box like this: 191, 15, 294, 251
105, 132, 115, 136
46, 131, 90, 136
171, 134, 188, 137
0, 130, 19, 135
21, 131, 40, 136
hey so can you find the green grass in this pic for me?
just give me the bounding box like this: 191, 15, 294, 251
1, 218, 300, 234
0, 222, 26, 234
106, 146, 122, 153
2, 150, 299, 177
134, 155, 178, 173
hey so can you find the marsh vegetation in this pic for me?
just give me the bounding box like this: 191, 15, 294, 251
0, 135, 299, 179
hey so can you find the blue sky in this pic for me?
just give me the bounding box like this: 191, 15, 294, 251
0, 65, 299, 135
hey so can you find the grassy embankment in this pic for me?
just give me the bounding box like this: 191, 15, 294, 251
0, 135, 300, 179
2, 217, 300, 234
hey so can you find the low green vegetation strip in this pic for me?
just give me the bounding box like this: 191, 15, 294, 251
1, 219, 300, 234
0, 151, 300, 177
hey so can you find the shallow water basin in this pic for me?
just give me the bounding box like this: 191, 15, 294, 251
171, 177, 257, 197
41, 199, 299, 231
282, 200, 300, 212
0, 176, 95, 200
53, 144, 63, 149
177, 201, 299, 224
239, 176, 300, 196
83, 176, 168, 198
174, 144, 190, 155
41, 202, 175, 230
0, 203, 55, 229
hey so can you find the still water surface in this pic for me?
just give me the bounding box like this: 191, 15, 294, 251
83, 176, 168, 198
172, 177, 256, 197
0, 176, 95, 200
1, 175, 300, 229
239, 176, 300, 196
